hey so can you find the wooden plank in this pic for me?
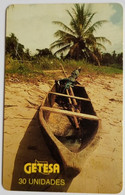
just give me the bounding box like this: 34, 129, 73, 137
66, 89, 79, 129
40, 106, 99, 121
69, 87, 78, 105
49, 92, 90, 101
69, 86, 80, 113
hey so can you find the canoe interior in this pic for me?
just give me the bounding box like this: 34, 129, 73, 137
42, 84, 99, 153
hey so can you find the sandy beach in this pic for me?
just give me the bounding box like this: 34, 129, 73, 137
2, 74, 123, 193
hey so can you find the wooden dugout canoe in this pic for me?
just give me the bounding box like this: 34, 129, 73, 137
39, 82, 100, 177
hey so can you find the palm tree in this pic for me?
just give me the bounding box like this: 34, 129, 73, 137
50, 4, 111, 65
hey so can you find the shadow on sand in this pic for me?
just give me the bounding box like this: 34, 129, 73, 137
11, 110, 75, 192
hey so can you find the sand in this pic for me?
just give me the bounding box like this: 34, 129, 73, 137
3, 74, 123, 193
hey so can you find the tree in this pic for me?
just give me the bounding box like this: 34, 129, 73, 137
101, 52, 112, 65
36, 48, 53, 58
6, 33, 25, 59
116, 53, 123, 68
50, 4, 111, 65
24, 48, 31, 60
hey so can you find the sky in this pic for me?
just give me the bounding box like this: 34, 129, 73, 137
6, 3, 123, 55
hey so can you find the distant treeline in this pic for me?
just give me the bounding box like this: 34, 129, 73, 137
101, 51, 123, 69
5, 33, 123, 69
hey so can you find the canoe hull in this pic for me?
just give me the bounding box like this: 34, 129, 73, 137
39, 83, 100, 176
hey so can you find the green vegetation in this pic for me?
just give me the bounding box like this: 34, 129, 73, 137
5, 55, 122, 81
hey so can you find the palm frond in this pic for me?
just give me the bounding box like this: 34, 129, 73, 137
50, 40, 67, 50
73, 4, 85, 23
54, 44, 70, 55
52, 21, 75, 35
54, 30, 77, 43
72, 4, 87, 33
95, 37, 111, 45
96, 42, 106, 50
85, 20, 108, 34
84, 12, 96, 30
66, 10, 80, 35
